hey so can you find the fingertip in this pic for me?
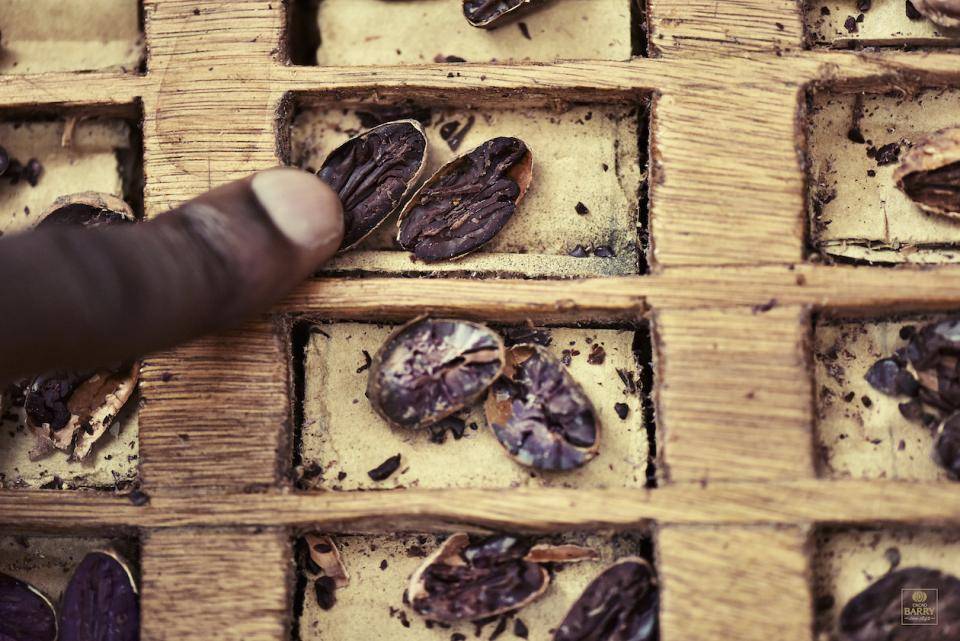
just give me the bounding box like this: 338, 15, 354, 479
251, 167, 344, 260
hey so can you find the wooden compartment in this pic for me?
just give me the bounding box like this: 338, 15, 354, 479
284, 96, 648, 277
0, 104, 143, 490
0, 104, 144, 237
0, 0, 145, 74
809, 88, 960, 264
2, 2, 960, 641
807, 86, 960, 264
813, 525, 960, 638
286, 0, 645, 66
813, 313, 954, 481
293, 530, 654, 641
805, 0, 960, 48
295, 320, 654, 490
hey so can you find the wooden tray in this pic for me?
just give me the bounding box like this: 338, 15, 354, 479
2, 1, 960, 639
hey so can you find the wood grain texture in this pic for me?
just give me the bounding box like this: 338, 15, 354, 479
0, 1, 957, 640
656, 306, 814, 482
139, 320, 292, 493
141, 528, 291, 641
282, 264, 960, 317
658, 525, 812, 641
3, 480, 960, 531
649, 0, 804, 56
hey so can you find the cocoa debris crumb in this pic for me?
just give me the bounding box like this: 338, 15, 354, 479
368, 454, 402, 481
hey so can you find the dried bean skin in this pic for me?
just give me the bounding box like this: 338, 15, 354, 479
398, 137, 531, 262
485, 345, 599, 471
408, 534, 548, 623
59, 552, 139, 641
839, 567, 960, 641
37, 192, 135, 229
462, 0, 548, 28
894, 128, 960, 219
367, 317, 505, 429
0, 572, 57, 641
554, 559, 658, 641
317, 120, 427, 250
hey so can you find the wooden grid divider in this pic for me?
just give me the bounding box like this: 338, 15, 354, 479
0, 1, 958, 639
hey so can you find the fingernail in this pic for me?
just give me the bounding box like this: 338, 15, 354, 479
251, 168, 344, 251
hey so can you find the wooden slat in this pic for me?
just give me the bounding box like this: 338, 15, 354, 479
650, 0, 804, 56
141, 528, 290, 641
5, 480, 960, 531
138, 320, 292, 493
281, 264, 960, 317
659, 525, 812, 641
656, 306, 814, 482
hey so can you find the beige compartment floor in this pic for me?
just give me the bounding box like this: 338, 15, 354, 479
313, 0, 634, 66
0, 0, 143, 74
813, 526, 960, 638
808, 88, 960, 264
298, 531, 647, 641
806, 0, 960, 47
0, 399, 140, 490
0, 534, 139, 605
292, 103, 644, 277
814, 315, 951, 481
300, 323, 649, 490
0, 116, 140, 489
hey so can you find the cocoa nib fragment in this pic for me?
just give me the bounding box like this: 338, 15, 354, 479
397, 137, 531, 262
59, 551, 139, 641
909, 0, 960, 27
428, 415, 469, 444
314, 576, 337, 610
368, 317, 505, 429
864, 358, 918, 397
462, 0, 548, 29
485, 345, 599, 471
368, 453, 402, 481
438, 115, 475, 152
554, 558, 658, 641
0, 572, 57, 641
317, 120, 428, 250
839, 567, 960, 641
894, 127, 960, 219
867, 316, 960, 479
407, 533, 548, 623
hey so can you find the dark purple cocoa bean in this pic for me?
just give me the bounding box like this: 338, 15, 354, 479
59, 551, 139, 641
397, 137, 531, 262
317, 120, 428, 250
485, 345, 599, 471
367, 317, 504, 429
554, 558, 658, 641
839, 566, 960, 640
407, 533, 547, 623
0, 572, 57, 641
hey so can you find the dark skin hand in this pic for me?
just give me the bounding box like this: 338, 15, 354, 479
0, 168, 344, 382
